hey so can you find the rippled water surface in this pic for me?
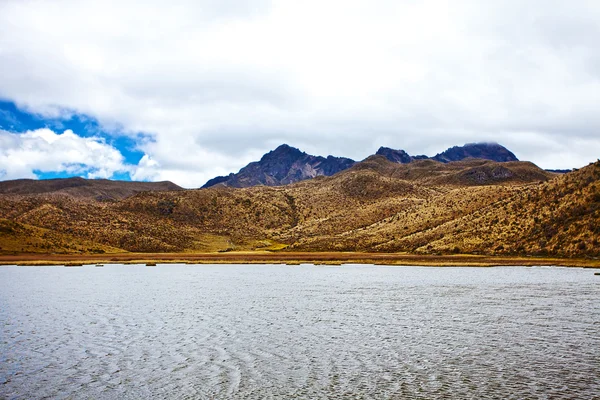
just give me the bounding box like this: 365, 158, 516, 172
1, 264, 598, 399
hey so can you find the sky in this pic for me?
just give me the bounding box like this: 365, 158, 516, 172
1, 0, 599, 188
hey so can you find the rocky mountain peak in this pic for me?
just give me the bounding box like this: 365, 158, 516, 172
261, 144, 304, 161
375, 147, 413, 164
202, 142, 521, 188
202, 144, 355, 188
433, 142, 518, 163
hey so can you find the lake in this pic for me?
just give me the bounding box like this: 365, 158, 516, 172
0, 264, 598, 399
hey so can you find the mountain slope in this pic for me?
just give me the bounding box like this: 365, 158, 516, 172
350, 156, 553, 186
0, 155, 584, 257
202, 144, 355, 188
419, 161, 600, 257
291, 161, 599, 257
0, 177, 182, 201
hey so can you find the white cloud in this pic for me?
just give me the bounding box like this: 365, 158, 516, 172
0, 129, 129, 180
0, 0, 599, 186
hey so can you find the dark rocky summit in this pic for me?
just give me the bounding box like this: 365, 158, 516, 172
202, 144, 355, 188
204, 142, 520, 188
432, 143, 518, 163
375, 142, 519, 165
375, 147, 413, 164
202, 174, 232, 188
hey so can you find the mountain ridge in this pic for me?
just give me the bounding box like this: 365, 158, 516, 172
0, 177, 182, 201
432, 142, 519, 163
201, 144, 355, 188
203, 142, 521, 188
2, 154, 595, 259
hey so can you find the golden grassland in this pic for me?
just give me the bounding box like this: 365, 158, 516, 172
0, 158, 599, 263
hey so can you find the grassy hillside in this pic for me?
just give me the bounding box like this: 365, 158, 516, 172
0, 158, 597, 259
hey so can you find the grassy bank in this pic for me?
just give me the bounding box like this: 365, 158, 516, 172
1, 252, 599, 268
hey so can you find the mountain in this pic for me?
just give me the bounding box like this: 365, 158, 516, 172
204, 142, 520, 189
375, 147, 413, 163
0, 177, 182, 201
201, 174, 232, 188
202, 144, 355, 188
3, 154, 593, 259
432, 142, 518, 163
354, 156, 553, 186
325, 160, 599, 257
375, 142, 519, 165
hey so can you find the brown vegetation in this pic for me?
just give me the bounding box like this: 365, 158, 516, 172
1, 158, 598, 263
0, 177, 181, 200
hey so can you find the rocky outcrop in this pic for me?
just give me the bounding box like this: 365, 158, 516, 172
203, 142, 520, 188
432, 143, 518, 163
202, 144, 355, 188
375, 147, 413, 163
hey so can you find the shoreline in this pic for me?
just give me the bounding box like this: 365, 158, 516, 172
1, 252, 599, 268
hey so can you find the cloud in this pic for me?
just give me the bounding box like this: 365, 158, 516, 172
0, 0, 599, 186
0, 128, 130, 180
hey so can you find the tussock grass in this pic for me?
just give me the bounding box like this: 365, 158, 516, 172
1, 159, 598, 260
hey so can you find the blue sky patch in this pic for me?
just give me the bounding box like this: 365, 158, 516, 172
0, 100, 148, 180
32, 170, 80, 180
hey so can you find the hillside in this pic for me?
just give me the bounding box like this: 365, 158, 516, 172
348, 156, 553, 186
3, 156, 596, 259
0, 177, 182, 201
416, 161, 600, 257
291, 161, 599, 257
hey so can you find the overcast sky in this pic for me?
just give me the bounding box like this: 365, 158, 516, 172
1, 0, 599, 187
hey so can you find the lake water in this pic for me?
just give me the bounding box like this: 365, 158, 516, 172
0, 264, 598, 399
